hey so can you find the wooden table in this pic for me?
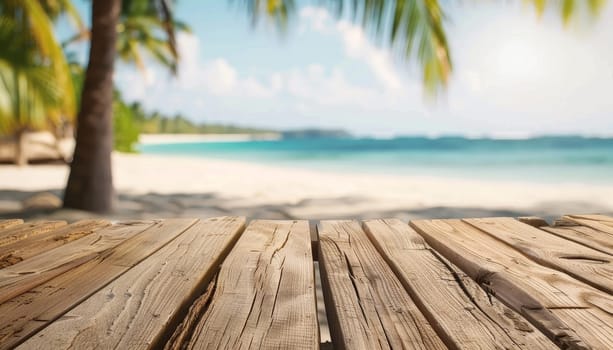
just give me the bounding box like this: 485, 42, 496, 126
0, 215, 611, 349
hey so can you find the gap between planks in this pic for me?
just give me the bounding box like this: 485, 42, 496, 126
165, 220, 318, 350
318, 220, 447, 350
363, 218, 556, 350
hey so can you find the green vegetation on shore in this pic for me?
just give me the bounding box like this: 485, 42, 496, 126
112, 91, 275, 153
132, 107, 274, 136
112, 90, 352, 152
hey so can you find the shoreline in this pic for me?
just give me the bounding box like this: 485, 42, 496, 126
1, 152, 612, 220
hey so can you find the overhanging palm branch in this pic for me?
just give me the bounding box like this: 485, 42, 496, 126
39, 0, 86, 32
526, 0, 607, 23
0, 0, 77, 119
239, 0, 606, 93
118, 0, 190, 76
237, 0, 451, 93
0, 18, 63, 135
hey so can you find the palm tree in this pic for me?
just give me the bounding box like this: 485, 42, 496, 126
63, 0, 605, 212
0, 1, 81, 165
63, 0, 179, 212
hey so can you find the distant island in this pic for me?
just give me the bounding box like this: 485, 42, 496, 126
280, 129, 352, 139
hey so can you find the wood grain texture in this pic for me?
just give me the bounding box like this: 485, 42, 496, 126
564, 215, 613, 235
178, 220, 318, 350
0, 221, 66, 247
0, 219, 24, 230
0, 219, 198, 350
0, 220, 110, 268
465, 217, 612, 294
318, 220, 446, 350
0, 220, 155, 306
165, 278, 217, 350
19, 217, 245, 350
567, 214, 613, 226
541, 225, 613, 256
517, 216, 549, 228
363, 219, 556, 350
411, 219, 613, 350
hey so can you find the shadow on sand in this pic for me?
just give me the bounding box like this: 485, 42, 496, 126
1, 189, 610, 223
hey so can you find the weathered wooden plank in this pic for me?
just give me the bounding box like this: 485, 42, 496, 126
564, 214, 613, 235
550, 308, 613, 350
0, 220, 110, 268
363, 219, 556, 349
517, 216, 549, 228
19, 217, 246, 350
541, 225, 613, 256
411, 219, 613, 350
466, 218, 613, 294
0, 219, 198, 350
567, 214, 613, 226
165, 279, 217, 350
170, 220, 318, 350
0, 221, 67, 247
552, 218, 580, 227
0, 219, 24, 230
317, 220, 445, 350
0, 220, 155, 305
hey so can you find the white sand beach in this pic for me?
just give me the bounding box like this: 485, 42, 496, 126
1, 152, 612, 221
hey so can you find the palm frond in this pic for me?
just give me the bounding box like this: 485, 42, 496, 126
39, 0, 86, 33
118, 0, 189, 76
525, 0, 607, 24
241, 0, 607, 93
0, 10, 66, 135
239, 0, 450, 93
3, 0, 76, 119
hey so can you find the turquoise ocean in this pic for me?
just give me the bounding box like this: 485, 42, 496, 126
138, 136, 613, 185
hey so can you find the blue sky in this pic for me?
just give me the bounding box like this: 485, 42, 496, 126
63, 1, 613, 137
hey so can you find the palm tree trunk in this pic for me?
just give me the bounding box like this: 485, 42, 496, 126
15, 130, 27, 167
63, 0, 120, 213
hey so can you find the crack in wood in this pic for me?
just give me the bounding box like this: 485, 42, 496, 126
559, 255, 609, 264
164, 273, 218, 350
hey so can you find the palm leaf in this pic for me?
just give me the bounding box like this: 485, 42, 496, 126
117, 0, 189, 76
524, 0, 607, 23
0, 12, 64, 135
239, 0, 450, 93
241, 0, 607, 94
2, 0, 76, 119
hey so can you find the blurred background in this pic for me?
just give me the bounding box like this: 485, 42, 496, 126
1, 0, 612, 221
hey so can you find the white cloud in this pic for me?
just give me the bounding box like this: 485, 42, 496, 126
445, 5, 613, 133
336, 20, 404, 91
277, 64, 415, 111
116, 3, 613, 136
299, 6, 331, 33
300, 6, 406, 92
202, 59, 237, 94
118, 18, 415, 119
119, 33, 280, 102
